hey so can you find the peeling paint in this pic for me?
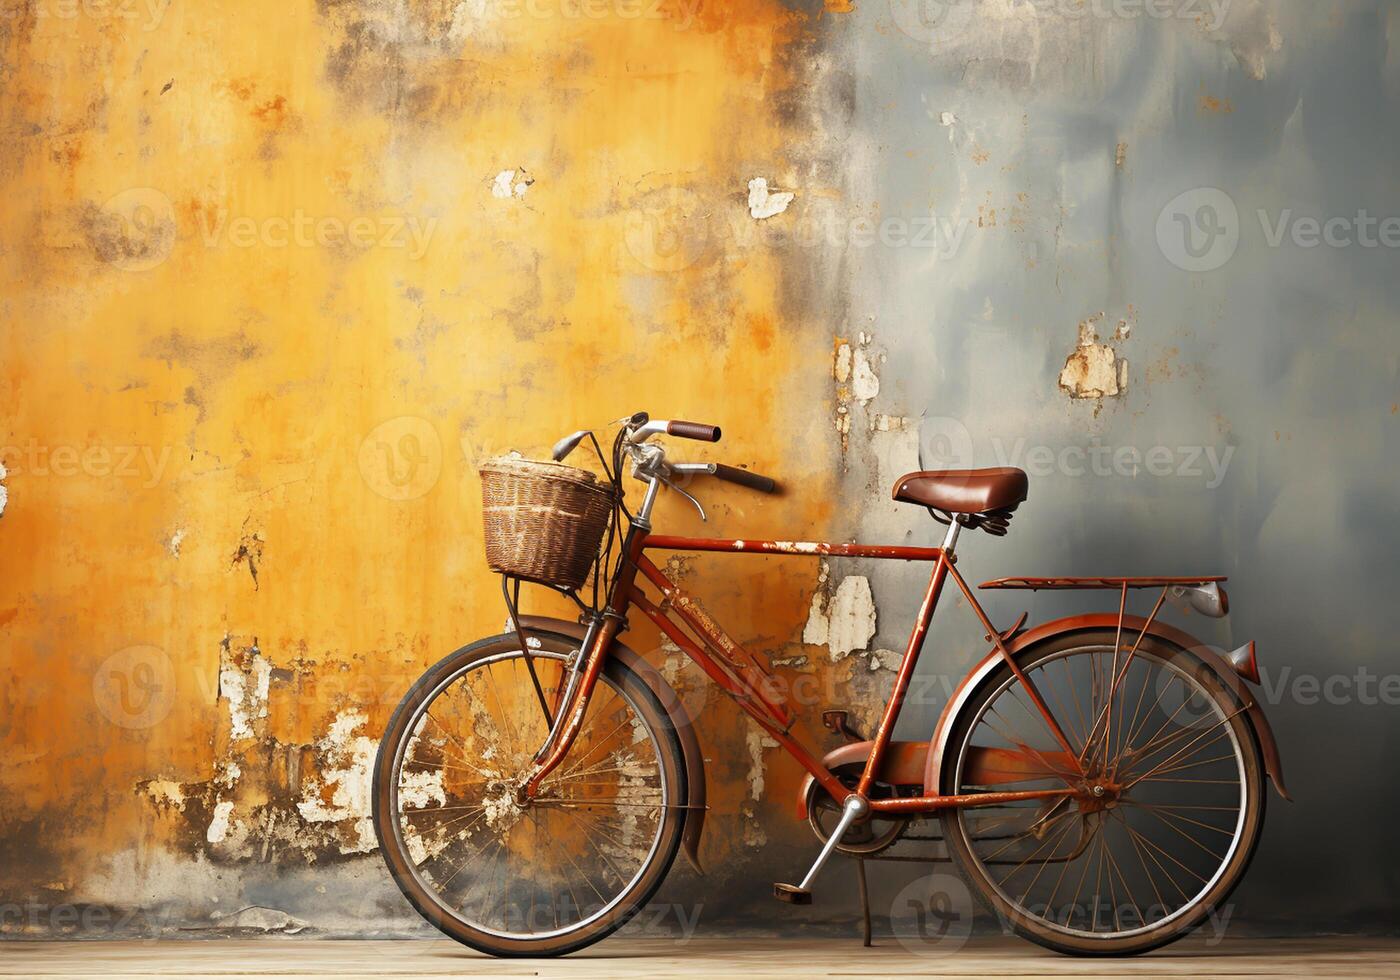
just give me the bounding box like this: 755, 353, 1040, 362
744, 723, 778, 800
741, 802, 767, 848
206, 801, 235, 845
747, 177, 794, 220
217, 639, 272, 743
295, 710, 377, 856
851, 348, 880, 403
1059, 315, 1127, 401
0, 462, 7, 518
231, 527, 264, 590
142, 779, 188, 811
167, 527, 187, 558
803, 566, 877, 661
864, 649, 902, 672
490, 167, 533, 200
832, 333, 884, 453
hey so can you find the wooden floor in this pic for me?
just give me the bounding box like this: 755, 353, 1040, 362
3, 937, 1396, 979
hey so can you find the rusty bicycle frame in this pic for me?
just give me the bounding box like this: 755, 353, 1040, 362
520, 523, 1131, 815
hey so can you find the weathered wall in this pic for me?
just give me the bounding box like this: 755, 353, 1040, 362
1, 0, 1396, 939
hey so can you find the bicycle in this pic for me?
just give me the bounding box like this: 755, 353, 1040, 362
372, 413, 1289, 958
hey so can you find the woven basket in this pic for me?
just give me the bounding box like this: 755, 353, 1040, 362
479, 456, 615, 590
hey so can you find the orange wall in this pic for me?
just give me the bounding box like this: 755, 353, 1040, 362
0, 0, 861, 926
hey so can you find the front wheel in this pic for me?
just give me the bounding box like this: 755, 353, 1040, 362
939, 629, 1266, 956
372, 632, 688, 957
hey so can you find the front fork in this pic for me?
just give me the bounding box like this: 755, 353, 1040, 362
518, 524, 649, 801
518, 612, 620, 800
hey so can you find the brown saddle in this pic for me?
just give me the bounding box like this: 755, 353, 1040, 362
892, 468, 1028, 536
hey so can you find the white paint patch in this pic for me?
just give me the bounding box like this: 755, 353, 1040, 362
143, 779, 187, 810
491, 168, 532, 200
866, 649, 903, 672
296, 710, 379, 855
745, 724, 778, 799
772, 540, 824, 554
834, 342, 852, 383
802, 561, 831, 647
1059, 316, 1126, 400
167, 527, 186, 557
851, 348, 880, 403
741, 801, 767, 848
398, 767, 446, 811
218, 644, 272, 742
804, 573, 877, 661
206, 800, 235, 844
870, 414, 911, 433
0, 461, 7, 518
747, 177, 794, 220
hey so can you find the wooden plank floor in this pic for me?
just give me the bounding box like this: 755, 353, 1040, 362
2, 937, 1396, 979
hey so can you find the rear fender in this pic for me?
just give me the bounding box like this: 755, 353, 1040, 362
923, 614, 1290, 801
518, 615, 708, 874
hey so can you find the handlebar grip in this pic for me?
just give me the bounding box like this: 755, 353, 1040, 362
666, 420, 722, 442
713, 463, 778, 494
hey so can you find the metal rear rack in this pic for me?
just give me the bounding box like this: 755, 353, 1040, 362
980, 575, 1227, 591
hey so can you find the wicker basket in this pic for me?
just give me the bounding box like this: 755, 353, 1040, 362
479, 456, 616, 589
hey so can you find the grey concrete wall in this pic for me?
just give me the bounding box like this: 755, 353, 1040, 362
823, 0, 1399, 930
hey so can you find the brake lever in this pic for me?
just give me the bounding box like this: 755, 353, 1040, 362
658, 473, 707, 522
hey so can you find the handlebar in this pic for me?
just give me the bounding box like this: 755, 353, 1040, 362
620, 414, 779, 497
712, 463, 777, 494
666, 420, 722, 442
673, 462, 779, 495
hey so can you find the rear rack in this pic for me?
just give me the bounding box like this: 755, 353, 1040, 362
979, 576, 1227, 591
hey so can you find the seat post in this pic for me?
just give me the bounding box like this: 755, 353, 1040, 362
941, 517, 962, 556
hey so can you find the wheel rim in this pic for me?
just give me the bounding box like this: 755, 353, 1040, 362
388, 650, 670, 941
951, 644, 1251, 941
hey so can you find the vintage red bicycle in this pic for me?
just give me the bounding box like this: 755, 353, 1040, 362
372, 413, 1288, 957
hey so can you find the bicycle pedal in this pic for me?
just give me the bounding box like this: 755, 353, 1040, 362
773, 882, 812, 905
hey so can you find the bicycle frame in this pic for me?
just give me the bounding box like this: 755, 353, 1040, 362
521, 520, 1087, 814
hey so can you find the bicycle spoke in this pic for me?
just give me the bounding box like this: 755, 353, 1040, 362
391, 649, 673, 941
1123, 706, 1245, 791
953, 642, 1254, 944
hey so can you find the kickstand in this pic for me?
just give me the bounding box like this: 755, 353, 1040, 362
856, 858, 871, 947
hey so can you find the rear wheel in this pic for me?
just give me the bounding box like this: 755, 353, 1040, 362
939, 630, 1265, 956
373, 633, 687, 957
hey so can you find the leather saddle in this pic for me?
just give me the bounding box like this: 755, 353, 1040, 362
892, 468, 1028, 537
